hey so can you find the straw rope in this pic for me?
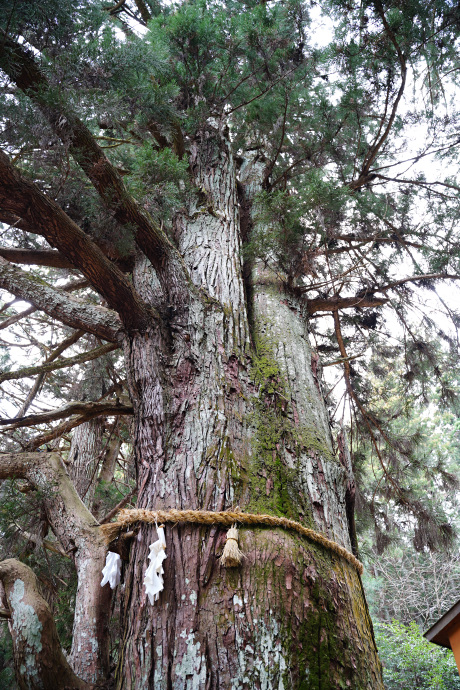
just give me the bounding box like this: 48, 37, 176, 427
100, 508, 363, 575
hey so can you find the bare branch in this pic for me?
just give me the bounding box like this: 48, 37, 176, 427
14, 329, 85, 417
1, 342, 118, 384
377, 273, 460, 292
0, 304, 36, 330
0, 399, 133, 429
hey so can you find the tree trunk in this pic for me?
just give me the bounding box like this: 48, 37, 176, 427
115, 126, 383, 688
69, 418, 103, 506
92, 432, 123, 518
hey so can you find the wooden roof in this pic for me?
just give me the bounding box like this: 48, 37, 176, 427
424, 600, 460, 649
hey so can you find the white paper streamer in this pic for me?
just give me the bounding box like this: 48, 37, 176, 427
100, 551, 122, 589
144, 526, 167, 604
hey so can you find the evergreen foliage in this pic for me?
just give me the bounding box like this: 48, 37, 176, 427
2, 0, 460, 685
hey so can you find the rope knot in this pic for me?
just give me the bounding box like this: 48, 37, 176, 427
220, 525, 244, 568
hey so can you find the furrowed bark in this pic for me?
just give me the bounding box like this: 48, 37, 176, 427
0, 452, 111, 684
0, 149, 150, 332
0, 559, 88, 690
0, 256, 122, 341
114, 132, 383, 689
68, 419, 103, 506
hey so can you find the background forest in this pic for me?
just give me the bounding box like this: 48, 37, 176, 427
2, 0, 460, 687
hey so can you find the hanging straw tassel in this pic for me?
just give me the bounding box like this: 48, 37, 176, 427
220, 525, 244, 567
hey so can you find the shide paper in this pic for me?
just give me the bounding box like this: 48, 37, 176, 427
144, 526, 167, 604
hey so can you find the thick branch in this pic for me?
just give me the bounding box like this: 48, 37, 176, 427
0, 245, 134, 271
0, 278, 87, 333
0, 149, 150, 331
0, 559, 88, 689
27, 414, 112, 450
133, 0, 151, 22
0, 257, 121, 341
307, 294, 387, 315
0, 36, 188, 299
0, 247, 73, 268
0, 399, 133, 429
0, 451, 112, 683
1, 342, 118, 384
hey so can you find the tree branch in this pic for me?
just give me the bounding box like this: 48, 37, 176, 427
0, 304, 36, 330
13, 329, 85, 418
377, 273, 460, 292
99, 487, 136, 524
0, 149, 151, 331
0, 278, 87, 334
1, 342, 118, 384
0, 35, 188, 300
133, 0, 151, 23
0, 257, 122, 341
332, 310, 409, 503
0, 247, 73, 268
348, 1, 407, 189
0, 559, 88, 689
10, 523, 71, 559
0, 399, 133, 430
307, 294, 388, 315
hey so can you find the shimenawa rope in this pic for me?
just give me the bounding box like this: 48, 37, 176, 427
100, 508, 363, 575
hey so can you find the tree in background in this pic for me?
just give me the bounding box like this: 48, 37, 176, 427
374, 621, 460, 690
355, 360, 460, 687
1, 0, 460, 687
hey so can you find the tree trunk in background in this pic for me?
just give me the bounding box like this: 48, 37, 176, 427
69, 418, 103, 506
116, 127, 383, 689
92, 433, 123, 518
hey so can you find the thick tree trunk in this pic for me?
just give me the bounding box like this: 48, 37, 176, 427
115, 126, 383, 688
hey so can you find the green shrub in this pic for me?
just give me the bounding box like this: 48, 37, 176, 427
376, 620, 460, 690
